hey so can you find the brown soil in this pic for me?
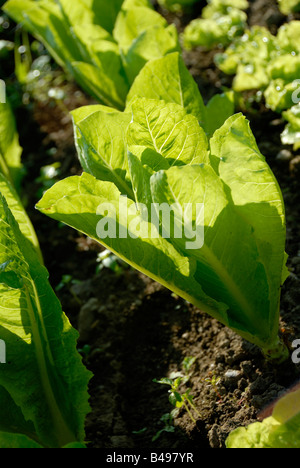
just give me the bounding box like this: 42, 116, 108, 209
8, 0, 300, 449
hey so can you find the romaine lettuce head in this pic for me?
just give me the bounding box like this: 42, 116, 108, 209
37, 97, 289, 362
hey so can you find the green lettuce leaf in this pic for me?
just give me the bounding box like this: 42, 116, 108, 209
71, 108, 133, 197
0, 173, 43, 262
127, 98, 209, 166
210, 114, 289, 343
126, 52, 207, 127
278, 0, 300, 15
0, 194, 92, 447
205, 91, 235, 136
113, 6, 168, 52
127, 53, 234, 135
264, 55, 300, 112
113, 6, 180, 84
182, 0, 248, 50
36, 171, 231, 323
0, 102, 23, 190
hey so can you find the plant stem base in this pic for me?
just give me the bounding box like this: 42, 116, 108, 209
262, 337, 290, 364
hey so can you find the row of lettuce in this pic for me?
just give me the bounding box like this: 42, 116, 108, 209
0, 0, 299, 449
4, 0, 300, 149
158, 0, 300, 15
182, 0, 300, 151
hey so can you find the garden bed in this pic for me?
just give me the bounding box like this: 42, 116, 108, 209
8, 0, 300, 449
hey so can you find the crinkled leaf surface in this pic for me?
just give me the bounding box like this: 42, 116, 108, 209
126, 52, 207, 127
127, 98, 209, 166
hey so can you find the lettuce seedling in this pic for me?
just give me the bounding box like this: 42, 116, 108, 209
226, 385, 300, 448
3, 0, 179, 109
37, 92, 289, 362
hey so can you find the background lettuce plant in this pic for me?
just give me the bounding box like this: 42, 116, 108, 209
36, 54, 289, 363
3, 0, 180, 109
226, 385, 300, 448
0, 101, 42, 260
182, 0, 248, 50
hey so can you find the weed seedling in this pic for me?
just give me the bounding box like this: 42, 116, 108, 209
203, 371, 223, 403
153, 356, 201, 424
152, 412, 176, 442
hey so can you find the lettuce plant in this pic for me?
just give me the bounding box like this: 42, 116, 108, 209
215, 26, 280, 93
215, 21, 300, 148
278, 0, 300, 14
36, 54, 289, 362
0, 194, 92, 448
215, 22, 300, 103
0, 102, 92, 448
0, 101, 23, 191
226, 385, 300, 448
3, 0, 180, 109
183, 0, 248, 50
